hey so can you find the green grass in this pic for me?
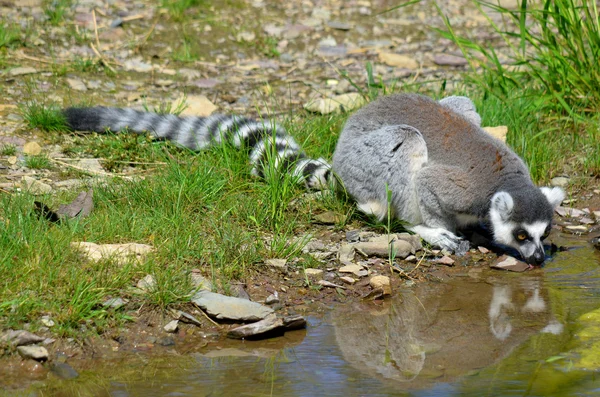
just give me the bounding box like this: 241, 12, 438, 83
44, 0, 72, 26
0, 22, 20, 49
429, 0, 600, 181
25, 155, 51, 170
0, 144, 16, 156
162, 0, 208, 20
0, 107, 353, 336
19, 102, 70, 133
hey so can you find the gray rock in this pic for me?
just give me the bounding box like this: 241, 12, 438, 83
265, 293, 279, 305
354, 239, 413, 258
175, 310, 202, 327
163, 320, 179, 333
266, 258, 287, 269
102, 297, 127, 309
191, 290, 273, 322
551, 176, 570, 188
9, 67, 38, 76
282, 315, 307, 330
22, 176, 52, 195
1, 330, 44, 346
190, 270, 212, 291
231, 283, 251, 300
50, 362, 79, 379
327, 20, 353, 30
433, 53, 468, 66
338, 244, 355, 264
17, 345, 48, 361
318, 280, 346, 289
40, 316, 54, 327
304, 268, 323, 277
490, 255, 530, 272
227, 313, 283, 339
136, 274, 156, 292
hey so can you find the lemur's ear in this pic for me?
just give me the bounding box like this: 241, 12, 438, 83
491, 191, 514, 222
540, 187, 565, 209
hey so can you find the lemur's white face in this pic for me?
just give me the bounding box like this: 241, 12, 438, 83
489, 188, 564, 265
490, 217, 551, 265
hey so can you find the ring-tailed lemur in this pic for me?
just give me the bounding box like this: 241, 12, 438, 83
333, 94, 564, 265
62, 93, 564, 265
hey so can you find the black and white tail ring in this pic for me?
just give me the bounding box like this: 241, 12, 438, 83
63, 107, 334, 189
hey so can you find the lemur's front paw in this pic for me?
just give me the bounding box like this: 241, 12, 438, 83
409, 226, 470, 256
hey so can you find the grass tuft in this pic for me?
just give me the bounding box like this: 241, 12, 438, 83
435, 0, 600, 117
0, 22, 20, 48
19, 102, 70, 132
0, 144, 17, 156
25, 155, 52, 170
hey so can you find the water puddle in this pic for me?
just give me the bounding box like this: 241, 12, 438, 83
5, 236, 600, 396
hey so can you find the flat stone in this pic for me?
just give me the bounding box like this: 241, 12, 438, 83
23, 141, 42, 155
338, 244, 355, 264
137, 274, 156, 292
191, 290, 273, 322
354, 239, 413, 258
265, 258, 287, 269
102, 297, 127, 309
304, 93, 365, 115
22, 176, 52, 195
72, 242, 154, 264
339, 264, 364, 277
265, 293, 279, 305
490, 255, 530, 272
179, 95, 217, 117
227, 313, 283, 339
369, 275, 391, 296
190, 270, 212, 291
17, 345, 48, 361
436, 256, 455, 266
175, 310, 202, 327
433, 53, 468, 66
551, 177, 570, 188
318, 279, 346, 289
339, 276, 356, 284
9, 67, 38, 76
555, 206, 585, 218
478, 246, 490, 254
313, 211, 344, 224
378, 52, 418, 69
327, 20, 353, 30
163, 320, 179, 333
304, 268, 323, 277
66, 78, 87, 92
565, 225, 588, 233
75, 158, 104, 173
1, 330, 44, 346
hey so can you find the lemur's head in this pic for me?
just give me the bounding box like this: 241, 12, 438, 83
489, 187, 565, 265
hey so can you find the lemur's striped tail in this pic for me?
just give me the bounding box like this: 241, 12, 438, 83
63, 107, 333, 189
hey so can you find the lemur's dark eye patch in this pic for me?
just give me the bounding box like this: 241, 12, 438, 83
514, 230, 529, 241
542, 227, 551, 239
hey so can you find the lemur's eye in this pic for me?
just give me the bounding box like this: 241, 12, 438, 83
542, 229, 551, 239
517, 232, 528, 241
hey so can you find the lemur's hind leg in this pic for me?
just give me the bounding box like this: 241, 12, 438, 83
439, 96, 482, 127
410, 164, 476, 253
334, 124, 427, 222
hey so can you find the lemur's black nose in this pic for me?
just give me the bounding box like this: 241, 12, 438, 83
526, 249, 546, 265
